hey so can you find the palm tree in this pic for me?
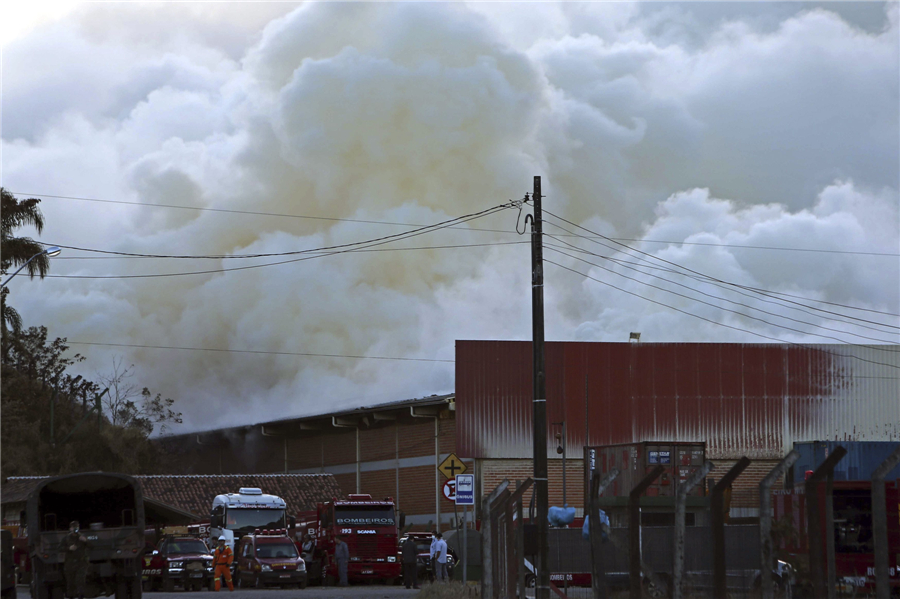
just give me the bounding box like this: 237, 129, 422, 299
2, 188, 49, 335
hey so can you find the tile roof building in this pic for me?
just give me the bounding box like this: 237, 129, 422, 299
1, 473, 341, 525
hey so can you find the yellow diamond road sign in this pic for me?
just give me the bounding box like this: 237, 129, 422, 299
438, 453, 467, 480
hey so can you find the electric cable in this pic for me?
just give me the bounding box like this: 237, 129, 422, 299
540, 210, 900, 321
18, 190, 899, 256
39, 203, 516, 279
545, 245, 899, 347
543, 235, 900, 336
44, 240, 530, 260
543, 258, 900, 370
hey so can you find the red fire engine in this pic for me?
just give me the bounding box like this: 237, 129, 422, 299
297, 494, 401, 585
773, 480, 900, 593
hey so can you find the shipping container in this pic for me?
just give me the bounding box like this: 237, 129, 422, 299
456, 341, 900, 461
584, 442, 707, 500
792, 441, 900, 483
772, 480, 900, 590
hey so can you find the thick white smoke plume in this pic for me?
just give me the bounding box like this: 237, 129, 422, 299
3, 3, 898, 431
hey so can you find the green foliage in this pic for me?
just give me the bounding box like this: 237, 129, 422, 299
0, 188, 184, 478
1, 188, 49, 336
1, 327, 182, 477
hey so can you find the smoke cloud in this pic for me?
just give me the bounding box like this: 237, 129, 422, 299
3, 2, 897, 431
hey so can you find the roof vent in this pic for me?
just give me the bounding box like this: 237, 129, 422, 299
239, 487, 263, 495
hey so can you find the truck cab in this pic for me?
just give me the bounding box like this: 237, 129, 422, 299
307, 494, 401, 585
209, 488, 292, 551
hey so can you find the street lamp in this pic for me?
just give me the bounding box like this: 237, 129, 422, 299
2, 246, 62, 287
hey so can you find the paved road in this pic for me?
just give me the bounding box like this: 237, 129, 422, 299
16, 585, 421, 599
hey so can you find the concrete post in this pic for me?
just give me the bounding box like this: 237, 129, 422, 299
712, 457, 751, 599
673, 461, 714, 599
805, 445, 847, 599
589, 468, 619, 599
759, 450, 799, 599
872, 445, 900, 599
629, 465, 665, 599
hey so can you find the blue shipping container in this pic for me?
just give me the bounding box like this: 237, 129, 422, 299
792, 441, 900, 482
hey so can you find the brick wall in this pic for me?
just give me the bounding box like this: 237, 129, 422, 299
711, 459, 781, 510
481, 458, 586, 513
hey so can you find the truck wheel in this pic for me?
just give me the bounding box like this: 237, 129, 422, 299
297, 580, 307, 590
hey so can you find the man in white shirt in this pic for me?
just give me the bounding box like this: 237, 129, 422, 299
433, 532, 449, 582
429, 531, 438, 582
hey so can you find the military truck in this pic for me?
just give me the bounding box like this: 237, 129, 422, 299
28, 473, 145, 599
2, 529, 17, 599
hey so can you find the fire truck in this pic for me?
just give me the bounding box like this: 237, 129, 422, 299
773, 480, 900, 594
208, 488, 294, 551
298, 494, 401, 585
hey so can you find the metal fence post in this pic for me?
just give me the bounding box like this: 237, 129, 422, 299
482, 480, 509, 599
589, 468, 619, 599
759, 450, 800, 599
825, 471, 836, 599
711, 457, 751, 599
872, 444, 900, 599
805, 445, 846, 599
673, 461, 714, 599
629, 465, 665, 599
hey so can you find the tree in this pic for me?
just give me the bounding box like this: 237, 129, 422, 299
1, 188, 50, 336
1, 327, 183, 476
97, 357, 183, 435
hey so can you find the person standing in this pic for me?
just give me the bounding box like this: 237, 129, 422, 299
433, 533, 449, 583
212, 536, 234, 591
429, 531, 438, 583
61, 521, 88, 599
401, 537, 419, 590
334, 536, 349, 587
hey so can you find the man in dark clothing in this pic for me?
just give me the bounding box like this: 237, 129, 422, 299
401, 537, 419, 589
334, 536, 349, 587
61, 521, 89, 599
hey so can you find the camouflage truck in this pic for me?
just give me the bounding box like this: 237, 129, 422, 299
28, 473, 145, 599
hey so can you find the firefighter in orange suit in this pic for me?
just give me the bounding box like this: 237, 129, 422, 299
212, 536, 234, 591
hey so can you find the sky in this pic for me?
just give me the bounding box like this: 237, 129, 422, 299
2, 2, 898, 432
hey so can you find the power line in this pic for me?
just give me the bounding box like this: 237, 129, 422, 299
543, 258, 900, 370
543, 235, 900, 335
42, 239, 528, 260
540, 210, 900, 320
67, 341, 453, 363
39, 203, 515, 279
545, 245, 899, 346
18, 190, 899, 256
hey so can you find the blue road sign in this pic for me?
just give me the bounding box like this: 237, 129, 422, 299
455, 474, 475, 505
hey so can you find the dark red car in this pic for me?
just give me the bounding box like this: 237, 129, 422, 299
142, 536, 214, 592
234, 532, 307, 589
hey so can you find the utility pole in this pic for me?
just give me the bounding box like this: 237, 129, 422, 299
530, 175, 549, 599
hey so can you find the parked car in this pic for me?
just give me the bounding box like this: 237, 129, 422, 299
400, 533, 456, 583
143, 536, 214, 592
234, 531, 307, 589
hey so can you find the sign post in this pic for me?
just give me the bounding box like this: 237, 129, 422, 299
455, 474, 475, 584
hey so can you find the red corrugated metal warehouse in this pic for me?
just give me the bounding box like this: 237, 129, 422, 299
455, 340, 900, 516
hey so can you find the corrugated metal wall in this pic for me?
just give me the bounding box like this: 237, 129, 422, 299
455, 341, 900, 460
